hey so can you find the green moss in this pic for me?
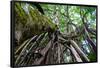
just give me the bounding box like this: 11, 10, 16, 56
15, 2, 57, 36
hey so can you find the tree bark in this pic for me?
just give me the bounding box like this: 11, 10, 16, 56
70, 45, 82, 62
84, 26, 96, 53
70, 40, 90, 62
15, 35, 38, 65
34, 40, 52, 65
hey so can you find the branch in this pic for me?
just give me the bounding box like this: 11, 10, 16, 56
84, 22, 96, 35
15, 35, 38, 65
80, 8, 96, 53
70, 40, 90, 62
70, 45, 82, 62
84, 27, 96, 52
18, 33, 45, 65
15, 39, 29, 54
34, 40, 52, 65
80, 8, 96, 35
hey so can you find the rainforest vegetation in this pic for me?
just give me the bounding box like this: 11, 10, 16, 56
14, 2, 97, 66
